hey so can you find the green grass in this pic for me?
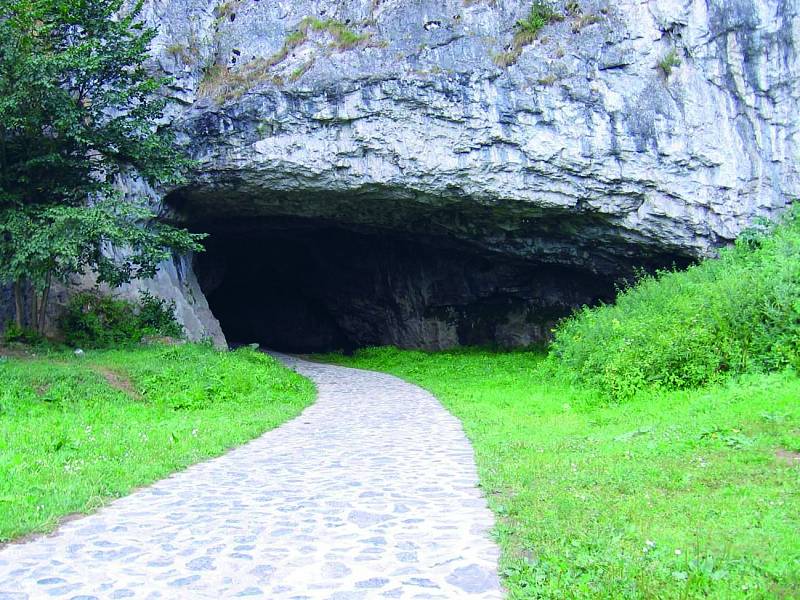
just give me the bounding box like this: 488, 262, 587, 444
0, 343, 313, 542
324, 347, 800, 598
199, 16, 369, 102
495, 1, 562, 68
514, 2, 562, 46
302, 17, 371, 49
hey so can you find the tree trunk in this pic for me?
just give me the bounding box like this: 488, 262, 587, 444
38, 272, 52, 335
13, 279, 23, 328
32, 289, 40, 332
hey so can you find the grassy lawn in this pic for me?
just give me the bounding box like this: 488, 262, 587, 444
0, 343, 313, 543
325, 347, 800, 599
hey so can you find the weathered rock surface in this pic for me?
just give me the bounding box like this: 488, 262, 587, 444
156, 0, 798, 246
138, 0, 799, 349
7, 0, 798, 348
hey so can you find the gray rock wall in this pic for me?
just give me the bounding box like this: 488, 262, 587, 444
140, 0, 798, 347
5, 0, 798, 348
152, 0, 798, 247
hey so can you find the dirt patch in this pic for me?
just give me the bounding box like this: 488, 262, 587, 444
775, 448, 800, 465
91, 366, 142, 401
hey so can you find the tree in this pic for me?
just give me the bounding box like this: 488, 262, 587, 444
0, 0, 204, 333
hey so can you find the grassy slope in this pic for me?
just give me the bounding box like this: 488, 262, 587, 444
552, 208, 800, 400
326, 348, 800, 599
0, 344, 313, 542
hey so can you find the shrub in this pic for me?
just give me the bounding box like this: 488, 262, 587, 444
2, 322, 43, 345
137, 291, 183, 339
551, 204, 800, 400
658, 48, 681, 76
60, 290, 183, 348
514, 2, 562, 47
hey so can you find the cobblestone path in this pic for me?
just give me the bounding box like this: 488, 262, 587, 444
0, 355, 502, 599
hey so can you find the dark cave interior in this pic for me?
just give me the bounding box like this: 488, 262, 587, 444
192, 217, 620, 353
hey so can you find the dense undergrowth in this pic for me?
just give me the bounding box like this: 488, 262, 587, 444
4, 289, 184, 348
60, 290, 184, 348
0, 344, 313, 542
552, 206, 800, 400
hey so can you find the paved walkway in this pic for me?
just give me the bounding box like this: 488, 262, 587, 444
0, 355, 502, 599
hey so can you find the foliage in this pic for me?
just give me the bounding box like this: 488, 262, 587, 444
0, 0, 203, 331
137, 291, 183, 338
60, 289, 182, 348
514, 2, 561, 46
495, 2, 561, 68
1, 321, 42, 345
301, 17, 371, 49
0, 344, 314, 541
658, 48, 681, 76
0, 199, 202, 294
326, 347, 800, 598
551, 205, 800, 400
0, 0, 189, 206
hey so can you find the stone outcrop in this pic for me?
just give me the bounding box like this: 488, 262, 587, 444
155, 0, 800, 349
8, 0, 799, 349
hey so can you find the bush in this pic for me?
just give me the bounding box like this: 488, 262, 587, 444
60, 290, 183, 348
658, 48, 681, 76
2, 322, 43, 345
137, 291, 183, 339
551, 204, 800, 400
515, 2, 561, 45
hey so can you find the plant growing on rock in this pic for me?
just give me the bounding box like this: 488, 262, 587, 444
514, 1, 562, 47
200, 16, 372, 102
495, 1, 562, 67
565, 0, 581, 16
0, 0, 204, 334
658, 48, 681, 76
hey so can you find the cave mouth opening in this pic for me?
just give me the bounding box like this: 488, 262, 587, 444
192, 216, 619, 354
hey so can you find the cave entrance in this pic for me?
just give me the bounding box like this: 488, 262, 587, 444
193, 217, 617, 353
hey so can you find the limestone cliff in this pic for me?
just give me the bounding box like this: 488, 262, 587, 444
23, 0, 800, 348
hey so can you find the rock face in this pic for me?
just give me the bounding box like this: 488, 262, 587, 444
11, 0, 799, 349
144, 0, 799, 350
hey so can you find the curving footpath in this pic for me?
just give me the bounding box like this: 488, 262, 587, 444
0, 354, 502, 599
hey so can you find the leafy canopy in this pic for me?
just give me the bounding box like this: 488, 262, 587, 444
0, 0, 203, 299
